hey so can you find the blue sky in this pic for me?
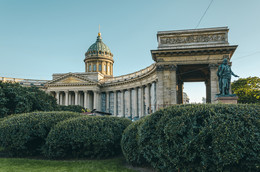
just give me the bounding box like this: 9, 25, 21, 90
1, 0, 260, 102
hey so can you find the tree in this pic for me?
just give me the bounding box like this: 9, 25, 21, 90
231, 76, 260, 104
0, 81, 59, 117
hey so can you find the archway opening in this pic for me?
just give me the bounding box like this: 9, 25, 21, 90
183, 82, 206, 103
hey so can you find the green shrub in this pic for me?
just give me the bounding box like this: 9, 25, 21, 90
0, 111, 81, 156
121, 118, 147, 166
123, 104, 260, 172
44, 116, 131, 159
58, 105, 84, 113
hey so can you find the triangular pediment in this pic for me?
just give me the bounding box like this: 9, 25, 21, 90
46, 73, 96, 85
58, 76, 84, 84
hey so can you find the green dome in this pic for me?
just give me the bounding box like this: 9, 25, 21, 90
87, 33, 111, 54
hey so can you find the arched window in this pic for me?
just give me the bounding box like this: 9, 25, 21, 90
93, 64, 96, 72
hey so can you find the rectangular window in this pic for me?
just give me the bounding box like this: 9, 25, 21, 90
109, 92, 114, 114
93, 64, 96, 71
89, 65, 91, 72
101, 93, 106, 112
99, 64, 102, 71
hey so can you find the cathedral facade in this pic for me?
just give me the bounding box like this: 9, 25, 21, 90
44, 27, 237, 119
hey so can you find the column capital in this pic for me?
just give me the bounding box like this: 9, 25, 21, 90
156, 64, 177, 71
169, 64, 177, 71
209, 63, 219, 69
93, 90, 100, 94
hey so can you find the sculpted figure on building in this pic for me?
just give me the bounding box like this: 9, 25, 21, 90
217, 58, 239, 96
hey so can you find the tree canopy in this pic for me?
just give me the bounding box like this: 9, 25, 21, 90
0, 81, 58, 117
232, 76, 260, 104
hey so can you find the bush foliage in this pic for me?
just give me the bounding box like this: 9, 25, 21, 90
58, 105, 85, 113
44, 116, 131, 159
121, 104, 260, 172
121, 118, 147, 166
0, 111, 81, 156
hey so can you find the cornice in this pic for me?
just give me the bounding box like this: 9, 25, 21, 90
151, 45, 238, 62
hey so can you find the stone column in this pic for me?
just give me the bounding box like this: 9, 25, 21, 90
106, 62, 108, 75
177, 80, 183, 104
169, 65, 177, 105
205, 79, 211, 103
133, 88, 138, 118
106, 91, 109, 112
140, 86, 144, 117
144, 85, 149, 115
120, 90, 124, 117
148, 84, 152, 114
209, 64, 219, 103
152, 81, 157, 112
84, 91, 88, 108
110, 63, 113, 75
75, 91, 78, 105
68, 92, 72, 105
87, 92, 91, 109
113, 91, 117, 116
60, 92, 63, 105
65, 91, 69, 106
156, 65, 164, 109
55, 91, 60, 105
93, 91, 100, 110
127, 89, 131, 118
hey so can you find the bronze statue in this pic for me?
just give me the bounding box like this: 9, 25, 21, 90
217, 58, 239, 96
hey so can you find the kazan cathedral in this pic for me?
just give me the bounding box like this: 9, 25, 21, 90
2, 27, 237, 119
45, 31, 158, 119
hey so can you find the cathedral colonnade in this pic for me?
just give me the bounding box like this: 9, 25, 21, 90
50, 81, 157, 119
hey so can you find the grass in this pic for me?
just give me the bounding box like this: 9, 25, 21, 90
0, 157, 136, 172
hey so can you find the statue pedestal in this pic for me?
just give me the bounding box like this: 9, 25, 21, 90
215, 96, 238, 104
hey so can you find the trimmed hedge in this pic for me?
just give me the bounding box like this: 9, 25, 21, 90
121, 104, 260, 171
58, 105, 84, 113
44, 116, 131, 159
0, 111, 81, 156
121, 117, 147, 166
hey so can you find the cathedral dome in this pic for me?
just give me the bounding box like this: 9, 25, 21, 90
85, 33, 113, 57
84, 32, 114, 76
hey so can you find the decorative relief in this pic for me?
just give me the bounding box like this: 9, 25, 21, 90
160, 34, 226, 45
59, 77, 83, 84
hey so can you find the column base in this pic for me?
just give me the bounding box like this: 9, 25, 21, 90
214, 96, 238, 104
